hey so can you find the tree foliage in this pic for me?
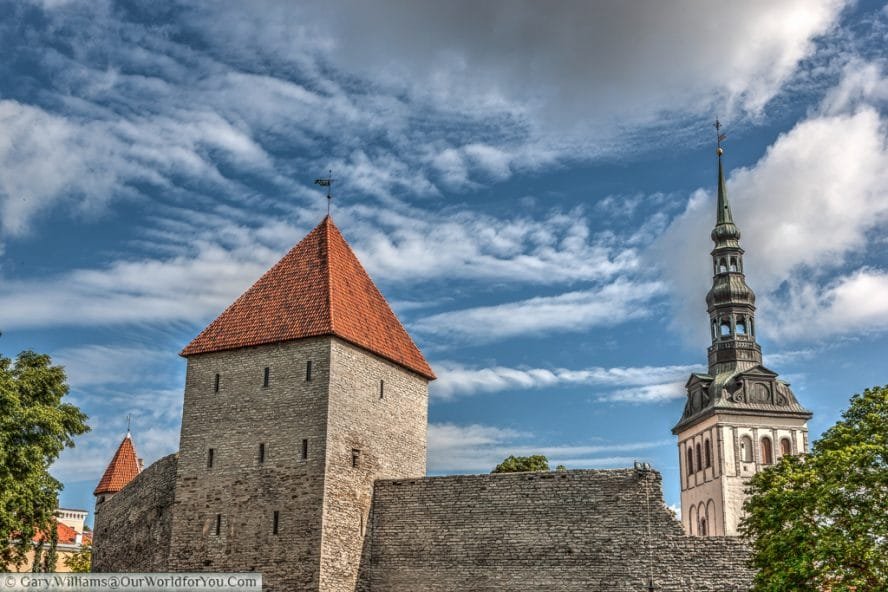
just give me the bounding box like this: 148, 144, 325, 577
63, 545, 92, 573
0, 351, 89, 568
492, 455, 550, 473
741, 385, 888, 591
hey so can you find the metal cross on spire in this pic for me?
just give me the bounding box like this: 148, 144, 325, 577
314, 171, 334, 216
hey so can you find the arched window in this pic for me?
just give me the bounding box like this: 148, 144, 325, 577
761, 437, 773, 465
686, 447, 694, 475
740, 435, 753, 462
695, 443, 702, 472
780, 438, 792, 457
729, 257, 738, 272
698, 502, 708, 536
711, 320, 718, 340
705, 439, 712, 469
750, 318, 755, 337
736, 316, 747, 335
689, 505, 698, 536
720, 318, 732, 336
718, 258, 727, 273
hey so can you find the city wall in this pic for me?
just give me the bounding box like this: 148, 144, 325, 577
359, 469, 755, 592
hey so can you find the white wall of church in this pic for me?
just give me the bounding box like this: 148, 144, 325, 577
679, 413, 809, 536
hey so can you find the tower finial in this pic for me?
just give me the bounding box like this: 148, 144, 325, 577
714, 118, 727, 155
126, 413, 132, 435
314, 171, 334, 217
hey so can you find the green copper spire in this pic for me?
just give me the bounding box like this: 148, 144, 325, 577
716, 149, 734, 225
710, 120, 741, 245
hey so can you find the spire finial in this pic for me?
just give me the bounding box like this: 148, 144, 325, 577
314, 171, 334, 216
714, 117, 726, 155
126, 413, 132, 435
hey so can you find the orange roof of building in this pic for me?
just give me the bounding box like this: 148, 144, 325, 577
181, 217, 435, 380
94, 433, 141, 495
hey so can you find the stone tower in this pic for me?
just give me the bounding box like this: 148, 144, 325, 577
167, 216, 435, 592
672, 143, 812, 537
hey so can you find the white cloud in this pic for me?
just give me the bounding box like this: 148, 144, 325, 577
427, 422, 668, 473
298, 0, 847, 130
53, 345, 172, 388
431, 362, 698, 400
4, 0, 850, 244
769, 269, 888, 340
601, 383, 686, 404
820, 59, 888, 115
0, 199, 644, 330
349, 206, 639, 285
415, 278, 665, 342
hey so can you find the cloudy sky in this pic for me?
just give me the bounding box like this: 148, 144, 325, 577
2, 0, 887, 522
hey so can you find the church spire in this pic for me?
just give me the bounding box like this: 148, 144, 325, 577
716, 147, 734, 226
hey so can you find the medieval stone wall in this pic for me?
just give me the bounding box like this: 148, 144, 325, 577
167, 338, 333, 591
360, 469, 755, 592
320, 338, 428, 592
92, 454, 177, 573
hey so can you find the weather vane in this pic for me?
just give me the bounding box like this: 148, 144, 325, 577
314, 171, 334, 215
714, 118, 727, 155
126, 413, 132, 433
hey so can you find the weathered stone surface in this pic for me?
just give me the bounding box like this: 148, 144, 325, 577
320, 339, 427, 592
167, 338, 333, 591
92, 453, 177, 572
359, 468, 755, 592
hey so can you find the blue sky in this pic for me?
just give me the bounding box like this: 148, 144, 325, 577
1, 0, 887, 524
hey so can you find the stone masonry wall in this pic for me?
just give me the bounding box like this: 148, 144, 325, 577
167, 339, 333, 591
92, 454, 177, 573
320, 338, 428, 592
360, 469, 755, 592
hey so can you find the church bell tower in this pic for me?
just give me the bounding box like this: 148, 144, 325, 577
672, 129, 812, 536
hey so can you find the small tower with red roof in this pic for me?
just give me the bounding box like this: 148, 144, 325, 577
167, 216, 435, 591
94, 432, 142, 512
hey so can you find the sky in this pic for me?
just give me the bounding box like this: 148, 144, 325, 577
1, 0, 887, 525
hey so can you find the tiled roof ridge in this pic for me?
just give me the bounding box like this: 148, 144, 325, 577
180, 221, 333, 357
326, 219, 434, 378
324, 216, 335, 335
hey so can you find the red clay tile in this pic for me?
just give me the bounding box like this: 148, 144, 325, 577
181, 217, 435, 379
94, 434, 141, 495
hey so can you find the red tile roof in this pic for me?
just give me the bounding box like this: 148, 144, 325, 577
181, 217, 435, 379
94, 434, 141, 495
55, 521, 77, 545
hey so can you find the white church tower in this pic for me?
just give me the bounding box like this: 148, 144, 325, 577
672, 127, 812, 536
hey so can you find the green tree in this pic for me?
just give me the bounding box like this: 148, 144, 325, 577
0, 351, 89, 569
63, 545, 92, 573
492, 455, 550, 473
741, 385, 888, 591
